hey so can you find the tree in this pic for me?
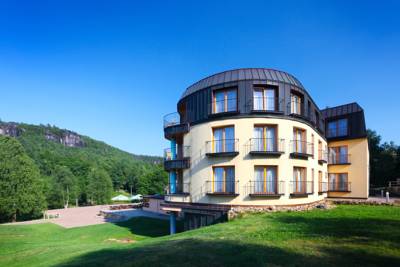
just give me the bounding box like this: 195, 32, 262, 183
52, 165, 78, 208
0, 136, 46, 222
87, 168, 113, 204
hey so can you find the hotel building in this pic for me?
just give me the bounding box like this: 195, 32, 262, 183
162, 68, 369, 233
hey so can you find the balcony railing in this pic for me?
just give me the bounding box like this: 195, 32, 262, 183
209, 98, 238, 115
318, 182, 328, 193
205, 139, 239, 157
290, 140, 314, 158
287, 100, 304, 116
248, 180, 285, 196
163, 146, 190, 170
249, 138, 285, 155
289, 181, 314, 196
318, 149, 328, 163
328, 181, 351, 192
163, 112, 189, 139
205, 180, 239, 196
166, 182, 190, 195
328, 154, 351, 165
250, 97, 284, 113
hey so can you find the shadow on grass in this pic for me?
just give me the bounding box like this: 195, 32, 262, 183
55, 238, 399, 267
274, 215, 400, 245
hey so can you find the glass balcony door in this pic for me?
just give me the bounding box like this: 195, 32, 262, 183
255, 166, 277, 193
293, 167, 306, 193
291, 94, 302, 115
213, 126, 234, 153
213, 89, 237, 113
213, 166, 235, 193
293, 128, 306, 153
253, 126, 276, 152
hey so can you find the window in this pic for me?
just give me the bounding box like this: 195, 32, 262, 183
318, 140, 323, 160
291, 93, 303, 115
293, 167, 306, 193
253, 125, 277, 152
318, 171, 324, 192
329, 146, 349, 164
329, 173, 349, 191
253, 87, 276, 111
213, 166, 235, 193
213, 88, 237, 113
212, 126, 235, 153
327, 118, 348, 137
292, 128, 306, 153
254, 166, 277, 193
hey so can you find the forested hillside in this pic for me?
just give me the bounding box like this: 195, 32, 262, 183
0, 121, 167, 222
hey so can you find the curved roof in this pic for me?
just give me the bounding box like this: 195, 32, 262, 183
181, 68, 305, 99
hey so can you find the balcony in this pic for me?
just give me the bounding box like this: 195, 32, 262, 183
328, 154, 351, 165
250, 97, 284, 114
289, 181, 314, 197
166, 182, 190, 195
318, 182, 328, 194
163, 146, 190, 171
205, 139, 239, 157
289, 140, 314, 159
163, 112, 189, 140
205, 180, 239, 196
248, 180, 285, 197
328, 182, 352, 192
208, 98, 239, 117
318, 149, 328, 164
248, 138, 285, 157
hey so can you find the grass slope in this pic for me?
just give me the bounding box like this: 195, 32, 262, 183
0, 205, 399, 267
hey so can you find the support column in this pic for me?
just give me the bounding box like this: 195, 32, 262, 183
169, 212, 176, 235
169, 140, 177, 194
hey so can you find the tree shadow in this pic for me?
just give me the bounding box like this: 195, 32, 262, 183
54, 238, 399, 267
274, 215, 400, 245
106, 216, 183, 238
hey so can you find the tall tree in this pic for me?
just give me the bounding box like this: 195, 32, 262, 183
0, 136, 46, 222
87, 168, 113, 204
52, 165, 78, 208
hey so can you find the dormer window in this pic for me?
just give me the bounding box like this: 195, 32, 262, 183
212, 88, 237, 114
290, 92, 303, 115
253, 87, 276, 111
327, 118, 348, 137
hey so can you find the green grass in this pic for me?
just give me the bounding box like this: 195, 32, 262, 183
1, 205, 399, 267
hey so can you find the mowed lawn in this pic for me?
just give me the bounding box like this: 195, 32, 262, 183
0, 205, 399, 267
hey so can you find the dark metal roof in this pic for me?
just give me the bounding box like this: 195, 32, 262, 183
181, 68, 305, 99
321, 102, 363, 119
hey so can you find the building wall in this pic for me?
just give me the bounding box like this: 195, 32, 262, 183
327, 138, 369, 198
182, 117, 328, 206
143, 198, 168, 214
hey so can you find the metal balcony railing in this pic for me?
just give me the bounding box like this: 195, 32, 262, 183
251, 97, 284, 112
318, 182, 328, 193
205, 139, 239, 155
166, 182, 190, 195
248, 180, 285, 196
328, 154, 351, 165
205, 180, 239, 195
209, 98, 238, 114
164, 146, 191, 160
163, 112, 181, 128
249, 138, 285, 153
290, 140, 314, 155
318, 149, 328, 163
289, 181, 314, 195
328, 181, 352, 192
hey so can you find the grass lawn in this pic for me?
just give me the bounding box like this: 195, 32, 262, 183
0, 205, 399, 267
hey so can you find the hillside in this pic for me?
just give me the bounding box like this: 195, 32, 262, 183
0, 205, 399, 267
0, 121, 166, 211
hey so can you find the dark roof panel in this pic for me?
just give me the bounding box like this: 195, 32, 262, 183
181, 68, 305, 99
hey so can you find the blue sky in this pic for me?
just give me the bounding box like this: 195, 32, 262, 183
0, 0, 399, 156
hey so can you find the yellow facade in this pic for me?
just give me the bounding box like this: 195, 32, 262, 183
327, 138, 369, 199
165, 117, 330, 206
